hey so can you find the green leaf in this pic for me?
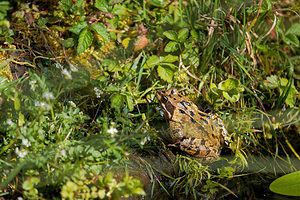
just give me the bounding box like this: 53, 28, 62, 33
70, 0, 84, 15
163, 30, 177, 41
164, 41, 178, 52
285, 33, 299, 46
148, 0, 168, 7
77, 28, 93, 54
264, 75, 279, 89
285, 87, 296, 107
69, 21, 88, 35
37, 17, 47, 27
270, 171, 300, 196
286, 23, 300, 36
125, 94, 134, 111
14, 92, 20, 111
18, 112, 25, 127
91, 23, 110, 41
132, 187, 146, 195
223, 91, 240, 103
61, 38, 75, 47
162, 54, 178, 63
95, 0, 108, 11
157, 65, 174, 82
145, 55, 160, 69
58, 0, 72, 12
218, 78, 240, 91
98, 189, 106, 198
110, 93, 123, 108
178, 28, 189, 42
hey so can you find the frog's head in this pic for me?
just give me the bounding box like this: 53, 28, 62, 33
156, 88, 178, 120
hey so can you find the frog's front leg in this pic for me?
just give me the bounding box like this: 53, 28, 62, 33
179, 138, 219, 159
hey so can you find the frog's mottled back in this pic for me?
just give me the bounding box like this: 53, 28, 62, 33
156, 88, 229, 160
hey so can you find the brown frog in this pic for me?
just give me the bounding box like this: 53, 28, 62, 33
156, 88, 229, 161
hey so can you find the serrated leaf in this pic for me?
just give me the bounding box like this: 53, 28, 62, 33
270, 171, 300, 196
163, 30, 177, 41
95, 0, 108, 11
164, 41, 178, 52
286, 23, 300, 36
178, 28, 189, 42
77, 28, 93, 54
162, 54, 178, 63
145, 55, 160, 69
91, 23, 110, 41
61, 38, 75, 48
69, 21, 88, 35
58, 0, 72, 12
157, 65, 174, 82
70, 0, 84, 15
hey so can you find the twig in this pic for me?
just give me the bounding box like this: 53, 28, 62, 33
250, 82, 266, 113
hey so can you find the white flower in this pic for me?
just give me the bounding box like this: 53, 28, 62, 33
94, 87, 103, 98
7, 119, 14, 126
69, 63, 78, 72
107, 127, 118, 137
17, 197, 23, 200
68, 101, 76, 108
35, 101, 51, 110
140, 136, 150, 145
15, 147, 27, 158
22, 138, 31, 147
29, 80, 36, 91
43, 92, 54, 101
61, 149, 67, 157
55, 62, 63, 69
61, 68, 72, 79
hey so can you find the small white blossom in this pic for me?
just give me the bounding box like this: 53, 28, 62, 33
140, 136, 150, 145
61, 68, 72, 79
43, 92, 54, 101
17, 197, 23, 200
61, 149, 67, 157
29, 80, 36, 91
55, 62, 63, 69
35, 101, 51, 110
107, 127, 118, 137
15, 147, 27, 158
22, 138, 31, 147
69, 63, 78, 72
7, 119, 14, 126
94, 87, 103, 98
68, 101, 76, 108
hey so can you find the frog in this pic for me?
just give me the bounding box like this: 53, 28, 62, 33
156, 88, 229, 161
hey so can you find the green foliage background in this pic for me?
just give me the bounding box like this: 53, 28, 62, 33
0, 0, 299, 199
